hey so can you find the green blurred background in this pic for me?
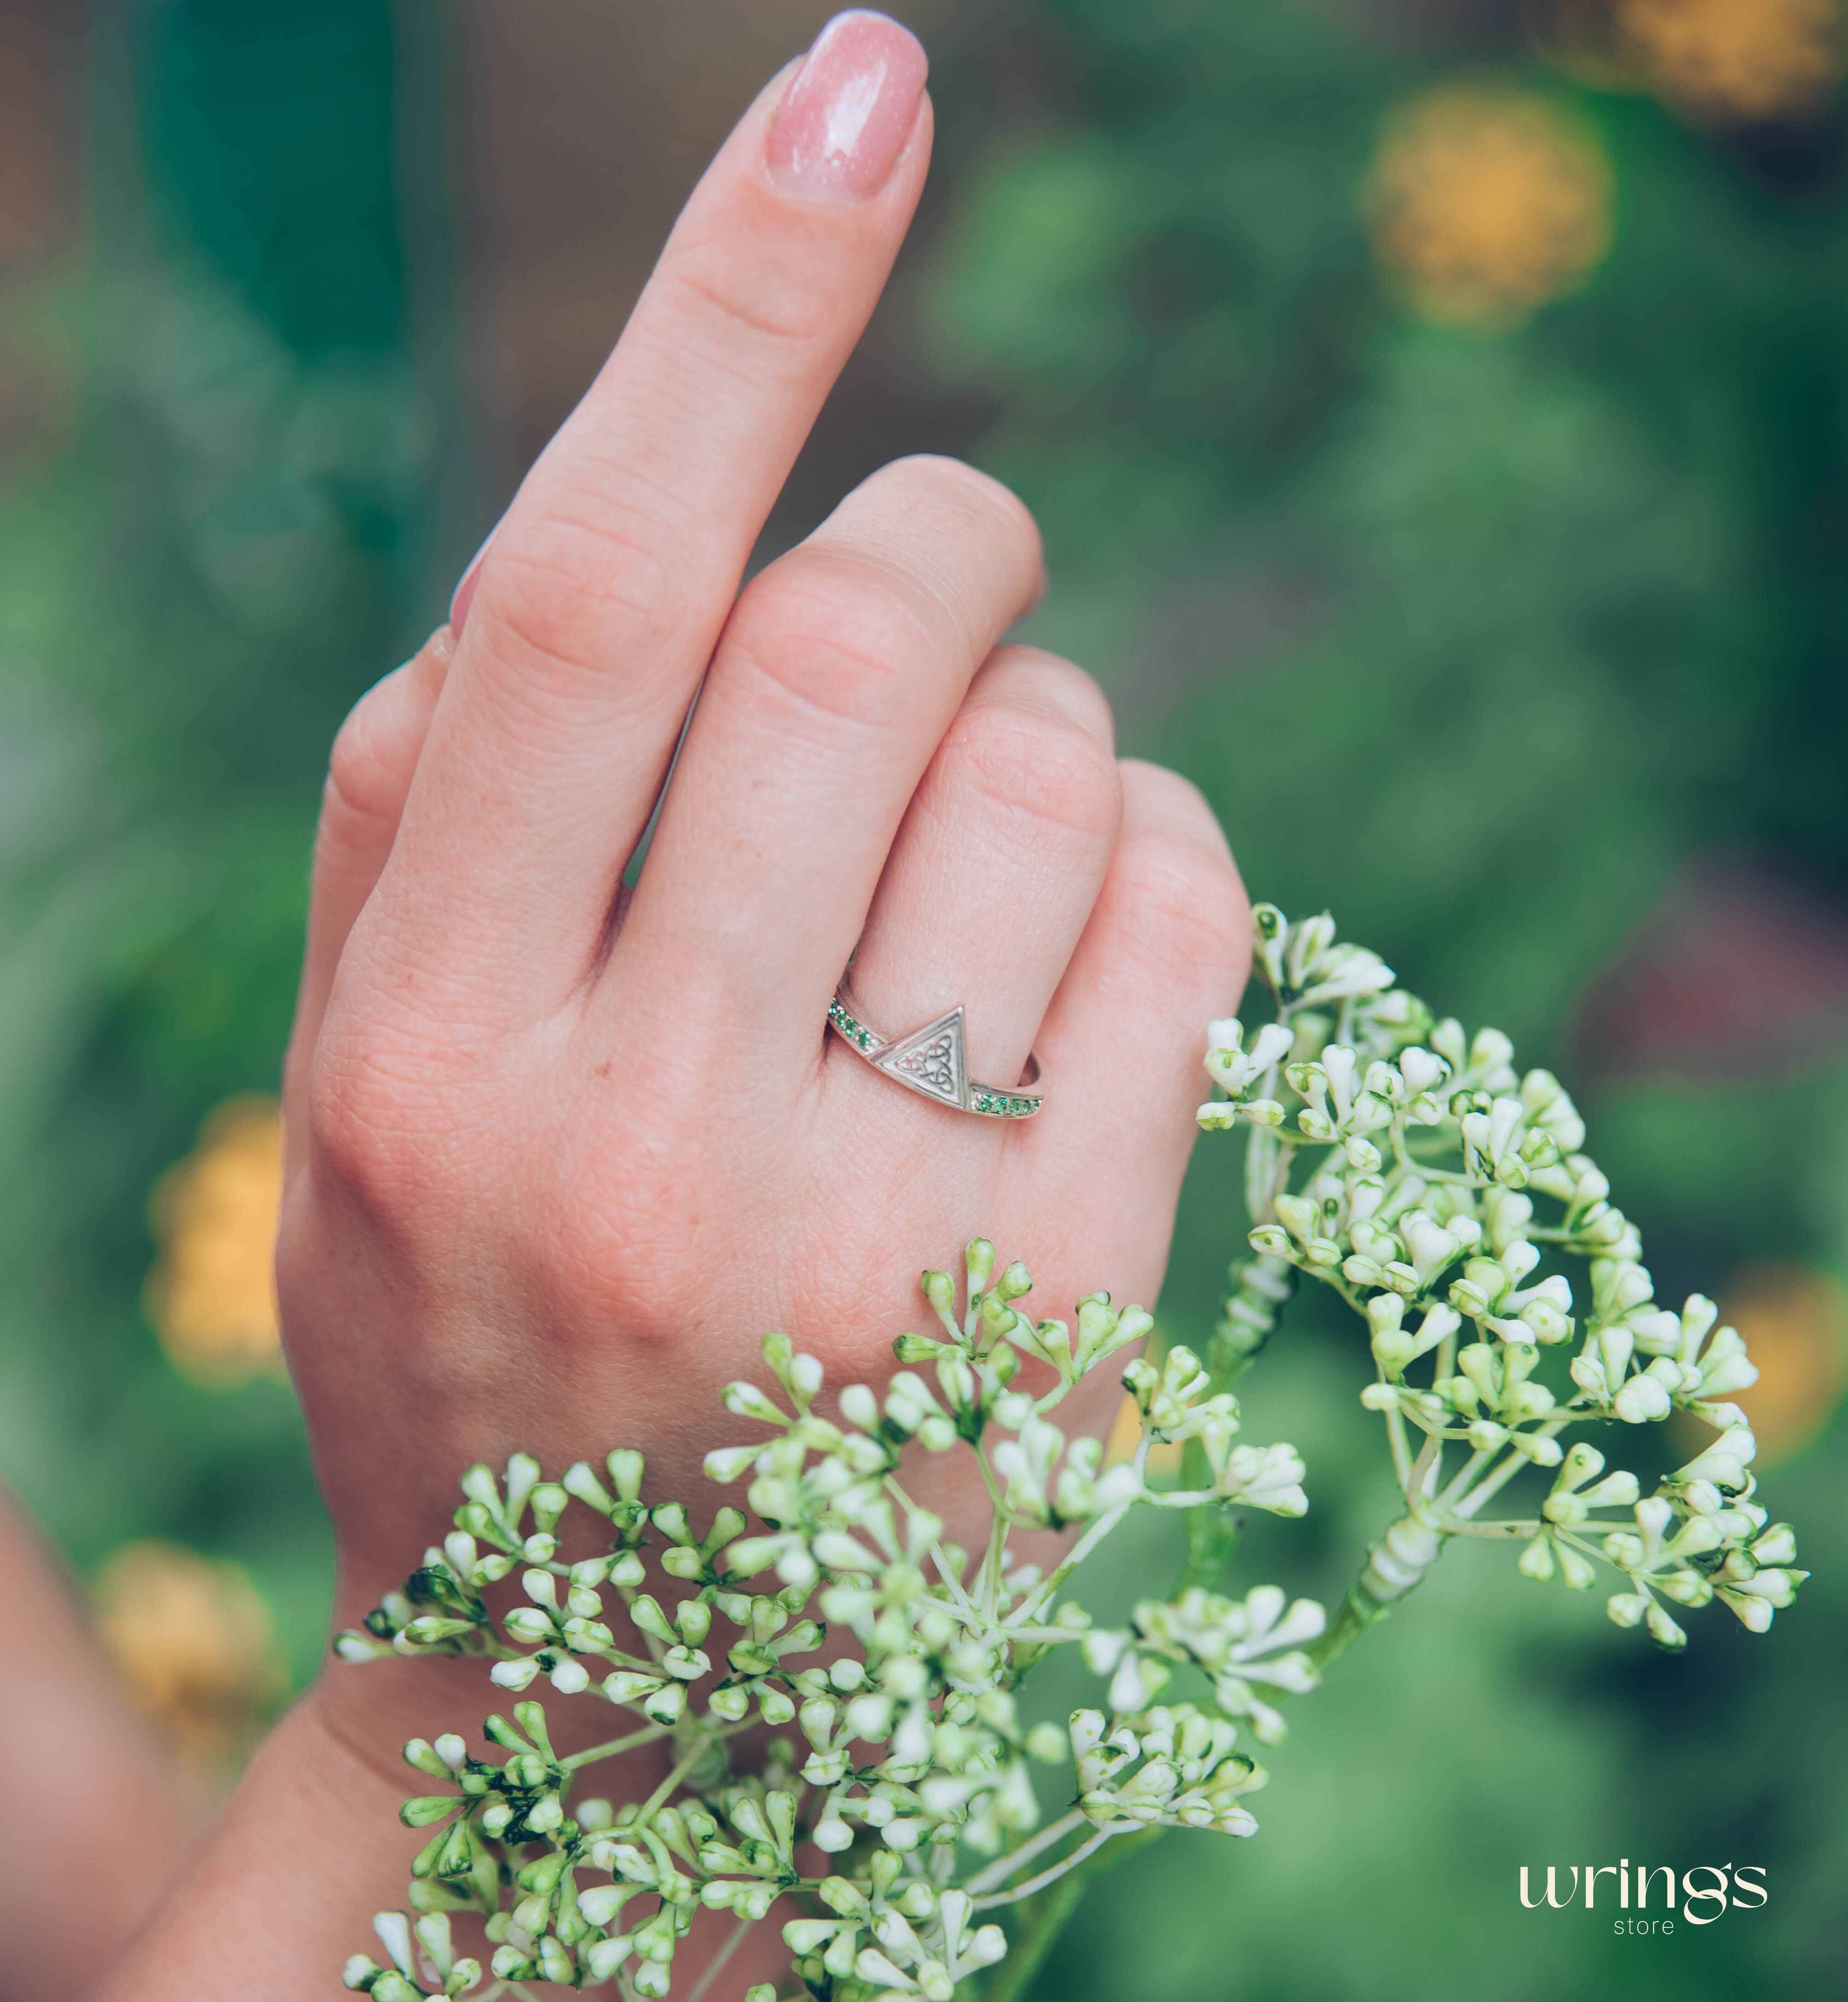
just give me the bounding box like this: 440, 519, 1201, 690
1, 1, 1845, 1996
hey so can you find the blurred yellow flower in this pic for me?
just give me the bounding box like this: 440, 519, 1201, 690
1618, 0, 1843, 123
145, 1094, 286, 1388
94, 1540, 287, 1774
1716, 1263, 1848, 1464
1368, 83, 1615, 329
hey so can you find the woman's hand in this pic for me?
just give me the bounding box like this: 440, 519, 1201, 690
95, 17, 1249, 1994
281, 8, 1248, 1721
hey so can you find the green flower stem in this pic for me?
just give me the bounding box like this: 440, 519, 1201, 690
1018, 1503, 1136, 1625
1453, 1413, 1577, 1519
978, 1453, 1011, 1617
560, 1720, 674, 1771
1305, 1574, 1397, 1674
633, 1741, 710, 1827
1381, 1395, 1414, 1487
994, 1624, 1101, 1649
973, 1827, 1167, 2002
683, 1912, 756, 2002
1176, 1435, 1238, 1592
963, 1809, 1089, 1898
972, 1828, 1117, 1911
1434, 1446, 1496, 1509
1243, 1127, 1280, 1227
884, 1473, 982, 1616
1174, 1256, 1293, 1593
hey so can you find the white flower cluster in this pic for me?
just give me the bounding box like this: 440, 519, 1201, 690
1197, 902, 1808, 1654
336, 1238, 1316, 2002
1082, 1584, 1325, 1745
332, 898, 1808, 2002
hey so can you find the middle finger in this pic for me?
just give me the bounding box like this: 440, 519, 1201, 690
601, 454, 1044, 1068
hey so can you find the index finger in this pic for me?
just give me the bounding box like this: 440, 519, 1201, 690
368, 12, 932, 1018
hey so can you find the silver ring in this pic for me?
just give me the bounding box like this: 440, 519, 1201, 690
827, 988, 1043, 1119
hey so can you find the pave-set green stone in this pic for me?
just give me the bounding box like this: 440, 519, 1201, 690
828, 989, 1043, 1120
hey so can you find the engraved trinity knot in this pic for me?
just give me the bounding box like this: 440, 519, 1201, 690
874, 1006, 969, 1110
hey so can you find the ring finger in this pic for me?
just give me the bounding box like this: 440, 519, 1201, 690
828, 644, 1120, 1121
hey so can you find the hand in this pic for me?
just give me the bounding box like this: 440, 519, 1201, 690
281, 7, 1247, 1736
95, 17, 1250, 1994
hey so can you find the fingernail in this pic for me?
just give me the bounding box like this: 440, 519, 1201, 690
449, 524, 497, 635
767, 11, 928, 202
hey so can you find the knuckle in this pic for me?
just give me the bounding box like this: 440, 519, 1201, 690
301, 1019, 463, 1221
1111, 827, 1251, 989
985, 646, 1117, 748
324, 670, 422, 833
944, 699, 1122, 846
884, 452, 1038, 530
906, 454, 1037, 536
724, 556, 932, 732
861, 454, 1044, 578
301, 1062, 415, 1219
473, 489, 693, 690
666, 252, 834, 354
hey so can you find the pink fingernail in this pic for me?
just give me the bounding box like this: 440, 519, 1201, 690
767, 11, 928, 202
449, 527, 496, 635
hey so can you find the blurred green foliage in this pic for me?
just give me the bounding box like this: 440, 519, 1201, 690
0, 0, 430, 1682
0, 0, 1843, 1996
927, 4, 1848, 1996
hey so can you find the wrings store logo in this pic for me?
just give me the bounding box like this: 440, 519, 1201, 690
1520, 1862, 1767, 1933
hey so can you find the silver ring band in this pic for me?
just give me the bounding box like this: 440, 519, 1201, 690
827, 989, 1043, 1119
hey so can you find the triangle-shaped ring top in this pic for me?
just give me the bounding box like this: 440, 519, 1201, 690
872, 1005, 969, 1111
826, 986, 1043, 1119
